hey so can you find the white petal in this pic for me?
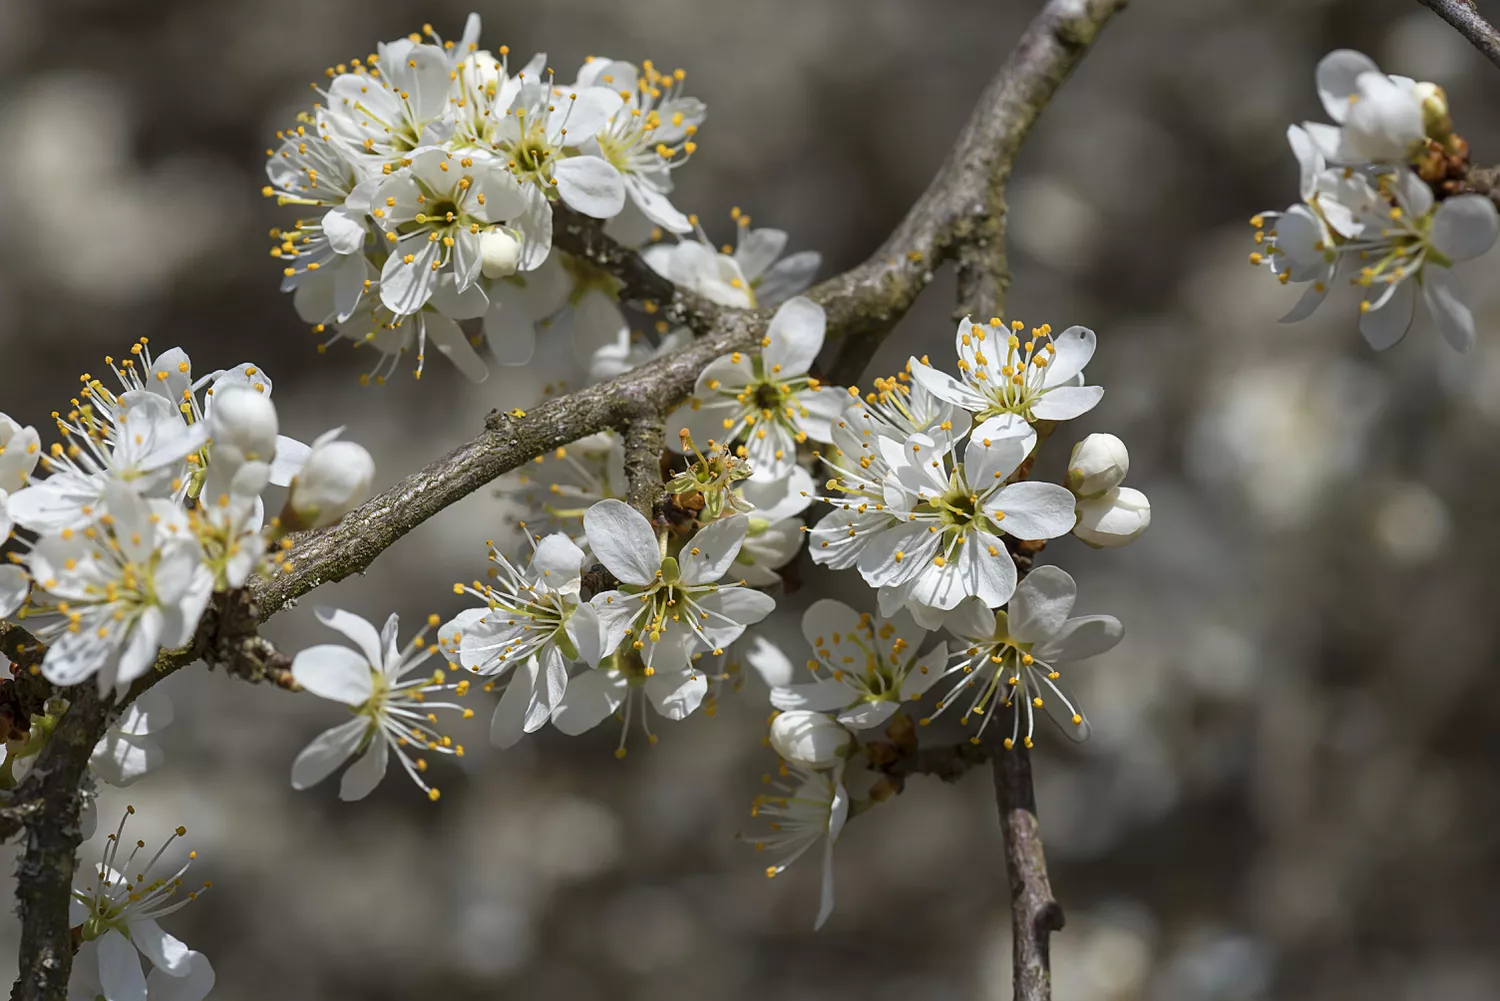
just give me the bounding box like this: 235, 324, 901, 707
1034, 614, 1124, 663
1429, 196, 1499, 262
554, 157, 627, 219
290, 717, 368, 790
907, 358, 987, 411
322, 206, 367, 255
113, 688, 173, 736
762, 297, 826, 377
1315, 49, 1381, 123
1359, 279, 1416, 350
1006, 565, 1077, 644
145, 953, 215, 1001
991, 482, 1077, 540
1031, 385, 1104, 421
583, 499, 661, 585
1041, 326, 1096, 387
314, 607, 385, 665
90, 732, 162, 787
551, 668, 627, 734
483, 296, 538, 366
645, 668, 707, 720
533, 533, 586, 585
338, 733, 388, 800
291, 645, 375, 706
770, 679, 854, 713
627, 179, 692, 234
963, 426, 1035, 484
735, 228, 789, 280
424, 311, 490, 382
0, 564, 29, 618
1422, 268, 1476, 352
126, 918, 191, 976
552, 88, 624, 142
754, 251, 822, 306
378, 236, 440, 314
679, 515, 749, 585
490, 659, 537, 748
97, 930, 148, 1001
744, 635, 797, 688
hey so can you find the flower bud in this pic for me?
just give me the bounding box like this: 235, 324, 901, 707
1414, 81, 1452, 140
1074, 486, 1151, 548
480, 227, 522, 279
209, 385, 279, 464
1066, 433, 1129, 498
769, 710, 852, 770
283, 434, 374, 530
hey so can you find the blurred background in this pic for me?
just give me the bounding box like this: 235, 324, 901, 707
3, 0, 1500, 998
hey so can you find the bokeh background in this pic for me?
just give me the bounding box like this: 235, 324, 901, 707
3, 0, 1500, 998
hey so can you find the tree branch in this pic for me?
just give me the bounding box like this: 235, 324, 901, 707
988, 737, 1066, 1001
621, 413, 668, 524
4, 2, 1130, 994
1419, 0, 1500, 68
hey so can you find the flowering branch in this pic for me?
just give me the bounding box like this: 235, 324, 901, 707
1, 0, 1132, 995
1418, 0, 1500, 69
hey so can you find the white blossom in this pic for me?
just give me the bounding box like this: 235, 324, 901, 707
573, 56, 704, 233
10, 483, 213, 695
767, 600, 947, 729
69, 808, 213, 1001
769, 710, 852, 770
809, 409, 1075, 614
1254, 164, 1498, 351
583, 499, 774, 672
290, 608, 467, 801
644, 209, 821, 308
933, 566, 1122, 746
667, 297, 846, 482
749, 763, 848, 930
908, 316, 1102, 432
440, 533, 603, 747
497, 431, 626, 548
1074, 486, 1151, 548
0, 412, 41, 492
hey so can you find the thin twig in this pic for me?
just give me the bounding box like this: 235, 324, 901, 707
988, 738, 1066, 1001
1419, 0, 1500, 68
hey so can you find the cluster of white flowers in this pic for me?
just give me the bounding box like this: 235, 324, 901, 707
1253, 50, 1500, 351
266, 14, 712, 385
0, 342, 375, 696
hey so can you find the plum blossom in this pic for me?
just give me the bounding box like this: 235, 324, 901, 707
440, 534, 603, 748
1074, 486, 1151, 548
666, 297, 846, 482
749, 763, 848, 930
573, 56, 704, 234
644, 208, 821, 309
1306, 49, 1429, 166
932, 566, 1122, 747
497, 431, 626, 548
551, 646, 710, 756
290, 608, 468, 801
809, 409, 1075, 615
69, 808, 214, 1001
769, 710, 852, 770
730, 467, 815, 587
766, 600, 947, 729
583, 499, 774, 672
1253, 162, 1498, 350
908, 317, 1102, 433
10, 483, 213, 695
90, 689, 174, 788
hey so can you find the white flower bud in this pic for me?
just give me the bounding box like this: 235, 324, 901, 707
1067, 433, 1129, 498
769, 710, 852, 770
1414, 81, 1452, 140
1074, 486, 1151, 548
284, 434, 374, 530
479, 227, 522, 279
208, 385, 278, 464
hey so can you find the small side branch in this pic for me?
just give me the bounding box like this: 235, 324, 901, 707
988, 737, 1066, 1001
1419, 0, 1500, 68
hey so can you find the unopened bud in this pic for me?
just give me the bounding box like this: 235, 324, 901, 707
1074, 486, 1150, 548
1414, 81, 1452, 140
479, 227, 522, 279
283, 432, 374, 530
1066, 433, 1129, 498
209, 385, 279, 464
769, 710, 852, 770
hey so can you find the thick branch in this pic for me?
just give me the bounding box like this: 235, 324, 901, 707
1419, 1, 1500, 68
621, 414, 668, 523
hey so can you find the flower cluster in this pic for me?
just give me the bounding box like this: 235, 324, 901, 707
266, 14, 712, 383
1253, 50, 1500, 351
0, 342, 374, 695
